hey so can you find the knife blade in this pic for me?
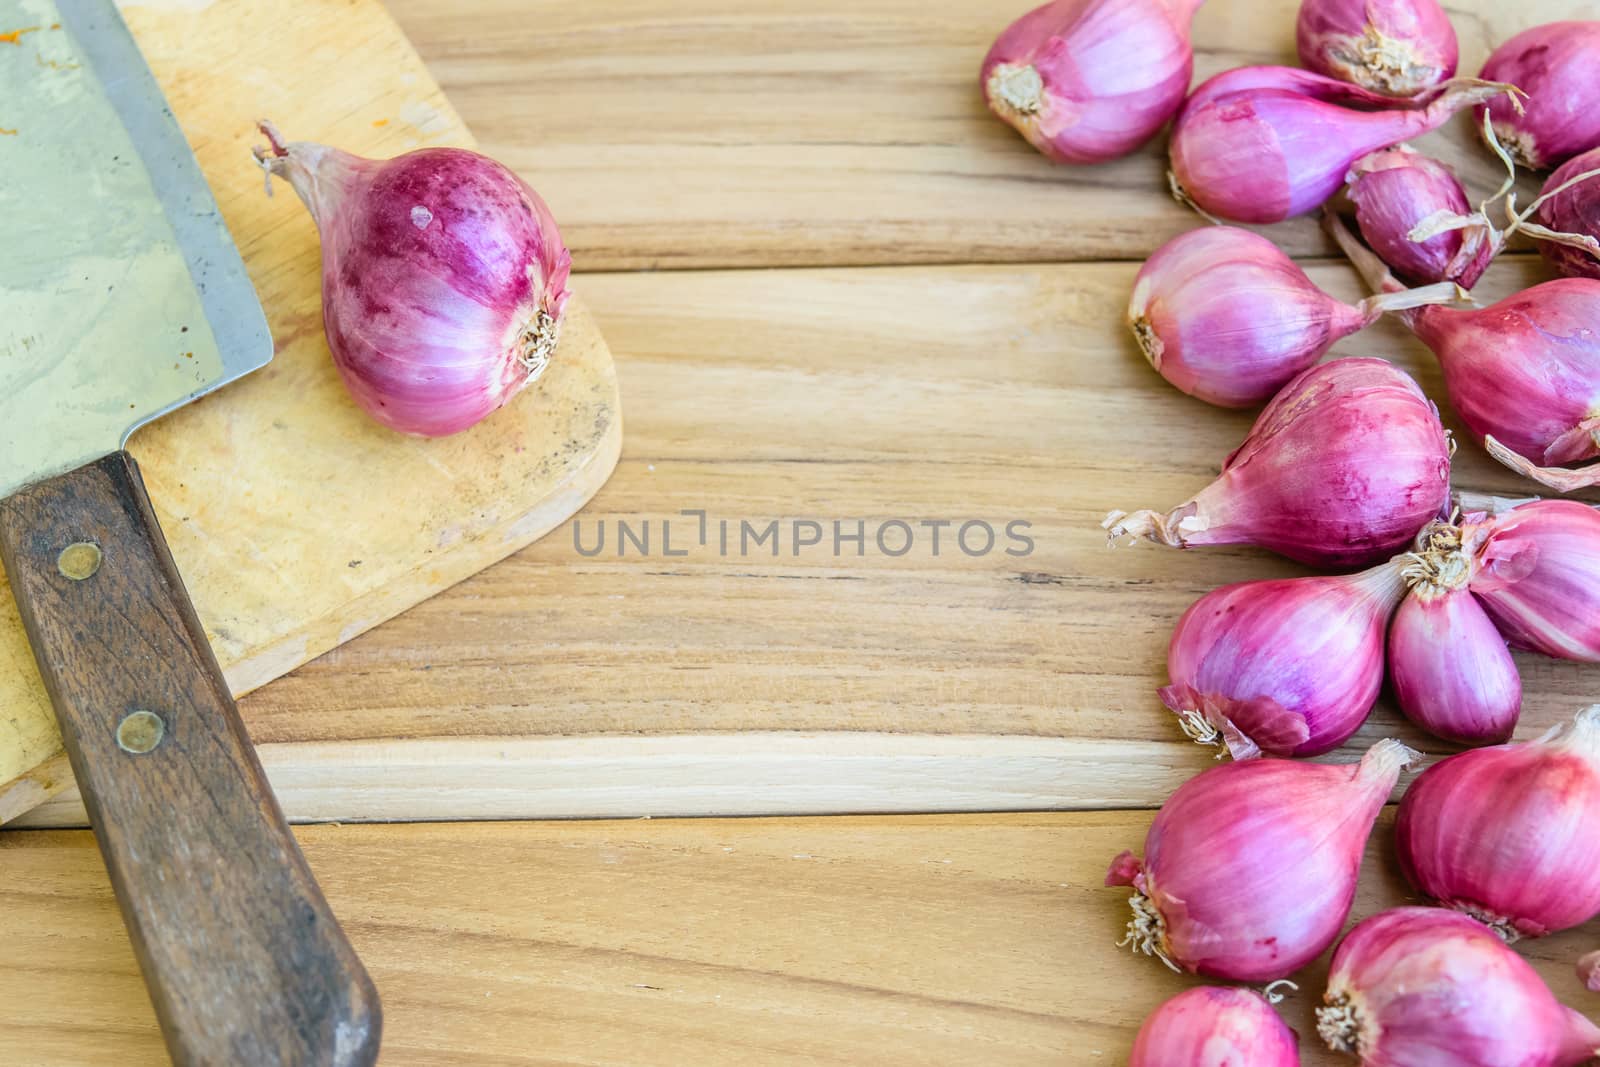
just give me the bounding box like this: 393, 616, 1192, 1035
0, 2, 379, 1062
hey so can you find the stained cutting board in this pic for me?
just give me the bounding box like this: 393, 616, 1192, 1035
0, 0, 621, 821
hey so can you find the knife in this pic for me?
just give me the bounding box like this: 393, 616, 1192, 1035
0, 2, 379, 1063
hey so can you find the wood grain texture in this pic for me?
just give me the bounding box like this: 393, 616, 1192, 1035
0, 452, 378, 1066
4, 812, 1597, 1065
18, 253, 1600, 827
0, 0, 622, 822
386, 0, 1595, 270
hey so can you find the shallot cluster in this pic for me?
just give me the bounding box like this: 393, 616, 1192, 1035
256, 122, 572, 437
974, 2, 1600, 1054
1386, 499, 1600, 744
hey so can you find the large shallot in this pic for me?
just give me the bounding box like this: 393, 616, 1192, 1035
1108, 740, 1415, 982
1296, 0, 1457, 97
1129, 225, 1461, 407
1104, 358, 1451, 567
1395, 706, 1600, 940
1478, 21, 1600, 170
1162, 558, 1404, 758
981, 0, 1205, 163
1319, 907, 1600, 1065
256, 123, 572, 437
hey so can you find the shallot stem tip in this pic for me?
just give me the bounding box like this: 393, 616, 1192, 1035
1261, 979, 1298, 1005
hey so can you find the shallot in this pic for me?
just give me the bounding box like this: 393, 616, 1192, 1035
1318, 907, 1600, 1065
1104, 358, 1451, 567
1161, 557, 1404, 758
1345, 147, 1494, 289
1130, 986, 1300, 1066
1478, 21, 1600, 170
1395, 705, 1600, 939
1129, 225, 1462, 407
1107, 739, 1415, 982
1329, 213, 1600, 491
1170, 67, 1514, 223
1581, 951, 1600, 994
255, 123, 572, 437
1182, 64, 1435, 112
1297, 0, 1458, 97
1387, 521, 1521, 744
981, 0, 1205, 163
1539, 146, 1600, 280
1467, 500, 1600, 662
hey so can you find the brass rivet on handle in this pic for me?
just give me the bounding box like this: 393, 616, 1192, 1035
57, 542, 102, 581
116, 710, 165, 755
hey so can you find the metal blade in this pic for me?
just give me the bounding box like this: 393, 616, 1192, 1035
0, 0, 271, 497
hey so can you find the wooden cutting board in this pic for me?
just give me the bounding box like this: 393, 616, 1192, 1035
0, 0, 621, 821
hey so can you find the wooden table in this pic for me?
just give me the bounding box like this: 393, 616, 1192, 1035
6, 0, 1600, 1063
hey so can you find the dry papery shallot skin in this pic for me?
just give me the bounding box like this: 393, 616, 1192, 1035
255, 123, 572, 437
1104, 357, 1451, 567
981, 0, 1205, 164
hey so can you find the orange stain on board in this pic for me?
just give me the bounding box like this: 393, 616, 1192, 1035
0, 128, 16, 136
0, 26, 39, 44
372, 118, 389, 127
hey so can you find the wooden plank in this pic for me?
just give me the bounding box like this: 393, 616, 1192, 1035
3, 812, 1595, 1065
386, 0, 1594, 269
19, 253, 1600, 827
0, 0, 621, 821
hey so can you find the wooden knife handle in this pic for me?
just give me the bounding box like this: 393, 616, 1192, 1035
0, 451, 380, 1067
